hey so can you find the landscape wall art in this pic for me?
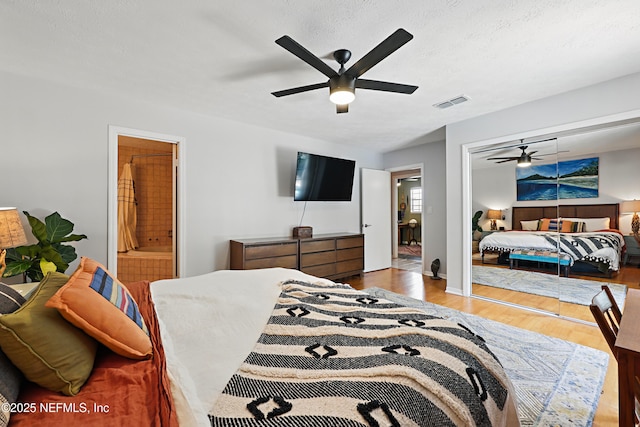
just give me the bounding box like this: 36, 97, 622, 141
516, 157, 599, 201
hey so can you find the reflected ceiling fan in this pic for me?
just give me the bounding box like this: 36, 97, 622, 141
271, 28, 418, 114
487, 138, 561, 167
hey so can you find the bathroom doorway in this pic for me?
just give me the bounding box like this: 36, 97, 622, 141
107, 126, 185, 284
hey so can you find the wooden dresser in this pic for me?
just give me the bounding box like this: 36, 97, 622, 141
230, 233, 364, 280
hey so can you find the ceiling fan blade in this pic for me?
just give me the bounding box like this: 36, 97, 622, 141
275, 36, 338, 79
345, 28, 413, 78
271, 82, 328, 97
336, 104, 349, 114
528, 151, 538, 156
495, 159, 516, 164
356, 79, 418, 94
487, 156, 518, 161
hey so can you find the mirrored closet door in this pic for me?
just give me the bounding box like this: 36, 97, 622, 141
470, 119, 640, 322
555, 123, 640, 322
470, 138, 561, 317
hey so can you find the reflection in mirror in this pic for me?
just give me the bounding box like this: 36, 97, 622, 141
556, 123, 640, 322
470, 120, 640, 322
470, 138, 560, 316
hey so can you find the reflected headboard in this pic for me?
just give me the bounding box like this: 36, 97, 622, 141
512, 203, 619, 230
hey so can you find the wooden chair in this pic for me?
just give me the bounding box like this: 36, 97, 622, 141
589, 285, 623, 358
590, 286, 640, 425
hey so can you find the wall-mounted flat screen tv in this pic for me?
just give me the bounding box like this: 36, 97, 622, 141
294, 152, 356, 201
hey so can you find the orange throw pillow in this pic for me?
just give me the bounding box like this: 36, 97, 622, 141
538, 218, 551, 231
46, 257, 152, 360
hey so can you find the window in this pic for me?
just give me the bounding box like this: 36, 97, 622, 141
410, 187, 422, 213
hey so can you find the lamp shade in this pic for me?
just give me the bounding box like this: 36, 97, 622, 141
486, 209, 502, 220
0, 208, 28, 248
621, 200, 640, 214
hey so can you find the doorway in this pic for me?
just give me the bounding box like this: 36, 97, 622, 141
391, 168, 423, 274
107, 126, 186, 283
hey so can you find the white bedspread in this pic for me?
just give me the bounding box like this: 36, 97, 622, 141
150, 268, 334, 427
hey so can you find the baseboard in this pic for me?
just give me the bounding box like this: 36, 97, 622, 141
424, 271, 446, 280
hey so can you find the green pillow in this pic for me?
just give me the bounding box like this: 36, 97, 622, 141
0, 272, 98, 396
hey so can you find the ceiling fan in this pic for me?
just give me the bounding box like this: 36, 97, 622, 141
487, 139, 559, 167
271, 28, 418, 114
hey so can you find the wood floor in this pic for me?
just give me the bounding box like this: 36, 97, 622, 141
343, 264, 640, 427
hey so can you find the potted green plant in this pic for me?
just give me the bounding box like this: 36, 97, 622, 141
472, 210, 484, 238
2, 211, 87, 282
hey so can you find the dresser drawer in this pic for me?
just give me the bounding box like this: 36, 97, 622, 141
336, 258, 364, 274
301, 250, 336, 267
337, 236, 364, 249
301, 263, 336, 278
300, 239, 335, 253
337, 247, 363, 262
245, 242, 297, 260
245, 255, 298, 270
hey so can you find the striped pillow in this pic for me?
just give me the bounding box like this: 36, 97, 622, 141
540, 219, 573, 232
0, 283, 25, 313
0, 284, 27, 427
570, 221, 586, 232
88, 267, 148, 335
46, 257, 152, 359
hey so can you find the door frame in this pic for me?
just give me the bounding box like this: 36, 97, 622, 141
107, 125, 186, 278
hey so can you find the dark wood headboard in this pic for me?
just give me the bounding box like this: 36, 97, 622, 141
512, 203, 619, 230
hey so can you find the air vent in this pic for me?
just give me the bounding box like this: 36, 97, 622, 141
433, 95, 470, 109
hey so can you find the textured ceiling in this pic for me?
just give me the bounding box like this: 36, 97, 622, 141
471, 120, 640, 169
2, 0, 640, 152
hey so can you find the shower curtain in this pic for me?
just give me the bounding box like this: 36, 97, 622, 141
118, 162, 139, 252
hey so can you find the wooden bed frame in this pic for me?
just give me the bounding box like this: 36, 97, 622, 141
511, 203, 619, 230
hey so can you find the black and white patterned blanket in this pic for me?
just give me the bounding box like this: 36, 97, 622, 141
209, 280, 518, 426
543, 232, 623, 268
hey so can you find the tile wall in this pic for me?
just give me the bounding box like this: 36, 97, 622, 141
117, 138, 175, 284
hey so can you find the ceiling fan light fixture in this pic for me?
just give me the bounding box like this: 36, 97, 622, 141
329, 74, 356, 105
517, 154, 532, 168
329, 88, 355, 105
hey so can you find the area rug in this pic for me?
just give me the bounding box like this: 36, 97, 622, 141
472, 265, 627, 307
398, 243, 421, 259
364, 287, 609, 427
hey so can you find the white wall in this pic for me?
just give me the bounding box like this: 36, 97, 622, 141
446, 71, 640, 295
383, 140, 447, 275
0, 71, 382, 278
471, 164, 514, 231
472, 146, 640, 234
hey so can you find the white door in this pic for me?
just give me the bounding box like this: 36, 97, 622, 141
361, 168, 391, 272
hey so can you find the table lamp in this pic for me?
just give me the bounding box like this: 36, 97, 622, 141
621, 200, 640, 235
0, 208, 28, 278
487, 209, 502, 231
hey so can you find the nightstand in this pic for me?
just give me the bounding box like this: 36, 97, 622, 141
6, 282, 39, 299
623, 235, 640, 266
